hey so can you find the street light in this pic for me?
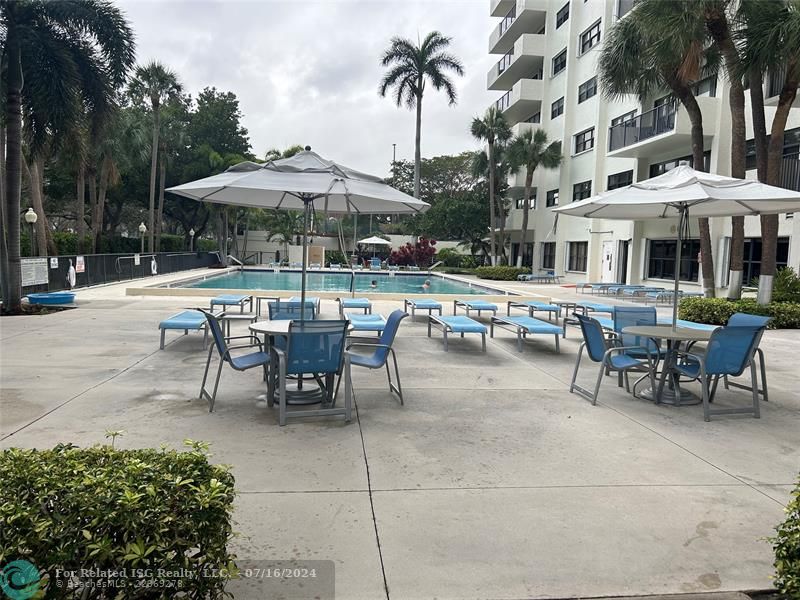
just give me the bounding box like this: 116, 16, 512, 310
138, 222, 147, 254
189, 228, 195, 252
24, 208, 38, 256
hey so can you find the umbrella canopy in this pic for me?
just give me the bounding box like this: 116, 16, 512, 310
553, 164, 800, 328
357, 236, 392, 245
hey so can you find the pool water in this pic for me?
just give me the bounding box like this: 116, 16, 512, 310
183, 270, 504, 295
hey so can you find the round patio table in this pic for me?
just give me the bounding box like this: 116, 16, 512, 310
622, 324, 715, 406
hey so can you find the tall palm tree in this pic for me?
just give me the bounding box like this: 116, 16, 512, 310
1, 0, 135, 312
600, 3, 718, 297
128, 61, 182, 253
472, 145, 511, 264
507, 129, 562, 268
471, 107, 511, 266
379, 31, 464, 200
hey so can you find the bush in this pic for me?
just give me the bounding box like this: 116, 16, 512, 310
475, 266, 530, 281
436, 248, 462, 268
772, 267, 800, 303
390, 237, 436, 267
771, 475, 800, 598
0, 442, 237, 598
678, 296, 800, 328
326, 249, 347, 266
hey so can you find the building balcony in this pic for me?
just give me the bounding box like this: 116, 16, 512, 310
487, 34, 545, 91
490, 0, 515, 17
492, 78, 543, 125
764, 65, 793, 107
488, 0, 548, 55
606, 96, 719, 159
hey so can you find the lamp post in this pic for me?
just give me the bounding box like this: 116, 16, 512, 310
189, 228, 195, 252
24, 208, 38, 256
138, 222, 147, 254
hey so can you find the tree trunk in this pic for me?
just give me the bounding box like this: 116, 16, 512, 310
517, 168, 534, 268
759, 58, 799, 304
147, 105, 160, 253
676, 87, 715, 297
87, 164, 98, 253
413, 91, 423, 200
487, 140, 497, 266
3, 29, 23, 312
156, 153, 166, 251
750, 67, 768, 183
76, 165, 86, 253
94, 156, 111, 253
25, 158, 56, 256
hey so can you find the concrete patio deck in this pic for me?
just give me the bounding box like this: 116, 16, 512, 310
1, 273, 798, 599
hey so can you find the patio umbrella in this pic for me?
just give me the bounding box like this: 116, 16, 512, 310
167, 149, 429, 316
357, 235, 392, 259
553, 163, 800, 328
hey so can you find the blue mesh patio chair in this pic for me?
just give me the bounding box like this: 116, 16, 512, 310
344, 310, 408, 405
268, 301, 316, 321
271, 320, 351, 426
612, 306, 664, 365
723, 313, 771, 401
199, 309, 270, 412
674, 324, 765, 421
570, 314, 657, 405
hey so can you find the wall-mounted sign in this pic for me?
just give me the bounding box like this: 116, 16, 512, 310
21, 258, 49, 287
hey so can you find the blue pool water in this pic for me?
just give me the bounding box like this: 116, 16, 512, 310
183, 270, 505, 295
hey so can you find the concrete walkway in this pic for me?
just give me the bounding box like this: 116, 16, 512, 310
1, 274, 798, 599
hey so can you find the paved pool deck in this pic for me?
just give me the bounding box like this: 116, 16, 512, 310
1, 271, 798, 599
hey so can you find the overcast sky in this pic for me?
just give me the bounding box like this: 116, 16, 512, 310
120, 0, 494, 178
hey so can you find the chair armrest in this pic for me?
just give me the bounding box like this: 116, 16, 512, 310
347, 342, 392, 351
225, 334, 262, 343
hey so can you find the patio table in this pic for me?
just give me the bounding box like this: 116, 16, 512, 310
622, 325, 716, 406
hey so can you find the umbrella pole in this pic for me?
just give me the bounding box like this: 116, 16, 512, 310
301, 196, 311, 321
672, 205, 688, 331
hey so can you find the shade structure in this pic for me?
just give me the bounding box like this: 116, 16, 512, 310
167, 150, 429, 313
553, 164, 800, 327
357, 236, 392, 245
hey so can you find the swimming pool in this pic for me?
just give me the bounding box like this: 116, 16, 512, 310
182, 270, 507, 295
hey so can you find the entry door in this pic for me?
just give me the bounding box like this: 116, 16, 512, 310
601, 241, 616, 283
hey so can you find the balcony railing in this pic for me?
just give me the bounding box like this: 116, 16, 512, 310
496, 90, 512, 112
608, 103, 677, 151
781, 153, 800, 191
499, 6, 517, 36
497, 50, 514, 75
768, 65, 787, 98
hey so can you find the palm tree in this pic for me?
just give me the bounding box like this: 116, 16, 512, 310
471, 107, 511, 266
379, 31, 464, 200
265, 211, 303, 262
507, 129, 562, 268
599, 3, 718, 297
472, 145, 512, 264
1, 0, 135, 312
128, 61, 182, 253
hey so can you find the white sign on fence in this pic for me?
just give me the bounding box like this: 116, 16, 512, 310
50, 257, 59, 269
134, 253, 141, 266
21, 258, 49, 287
75, 256, 85, 273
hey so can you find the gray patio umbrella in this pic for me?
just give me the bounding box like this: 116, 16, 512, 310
167, 149, 429, 316
357, 235, 392, 259
553, 164, 800, 328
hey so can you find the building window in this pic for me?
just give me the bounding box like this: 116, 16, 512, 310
542, 242, 556, 269
649, 151, 711, 177
693, 76, 717, 98
552, 49, 567, 76
611, 110, 636, 127
525, 111, 541, 124
746, 126, 800, 170
741, 237, 790, 282
617, 0, 634, 18
578, 77, 597, 103
515, 188, 537, 210
579, 20, 601, 55
573, 180, 592, 202
647, 239, 701, 282
556, 3, 569, 28
546, 189, 559, 207
574, 127, 595, 153
567, 241, 588, 272
551, 97, 564, 119
607, 170, 633, 190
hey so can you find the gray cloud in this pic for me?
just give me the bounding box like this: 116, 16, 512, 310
121, 0, 494, 177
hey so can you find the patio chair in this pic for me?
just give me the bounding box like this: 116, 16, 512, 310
269, 301, 317, 321
287, 296, 321, 315
199, 309, 270, 412
345, 309, 408, 405
612, 306, 664, 364
569, 314, 657, 405
674, 324, 765, 421
723, 312, 770, 401
271, 320, 352, 426
346, 313, 387, 336
370, 257, 382, 270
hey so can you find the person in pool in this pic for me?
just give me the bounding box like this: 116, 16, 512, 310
370, 280, 378, 289
421, 279, 431, 291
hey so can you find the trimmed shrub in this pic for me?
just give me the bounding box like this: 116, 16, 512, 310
772, 267, 800, 303
678, 296, 800, 329
0, 442, 237, 598
326, 250, 348, 266
475, 266, 529, 281
436, 248, 462, 268
771, 475, 800, 598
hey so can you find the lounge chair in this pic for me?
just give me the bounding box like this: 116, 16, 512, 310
576, 301, 614, 314
209, 294, 253, 313
329, 263, 342, 269
577, 282, 606, 294
506, 300, 560, 322
287, 296, 321, 315
346, 313, 387, 335
453, 299, 498, 318
490, 316, 561, 353
310, 262, 321, 269
338, 297, 372, 316
369, 258, 381, 270
403, 298, 442, 320
290, 262, 302, 268
159, 309, 219, 350
427, 315, 487, 352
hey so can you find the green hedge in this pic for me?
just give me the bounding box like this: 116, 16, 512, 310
19, 232, 210, 256
475, 266, 529, 281
435, 249, 479, 269
0, 442, 236, 598
678, 297, 800, 329
771, 474, 800, 598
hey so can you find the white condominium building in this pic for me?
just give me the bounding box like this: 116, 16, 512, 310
487, 0, 800, 291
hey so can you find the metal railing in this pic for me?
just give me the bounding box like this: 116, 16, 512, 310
781, 153, 800, 191
21, 251, 220, 294
499, 6, 517, 36
496, 90, 512, 112
608, 103, 677, 151
768, 65, 787, 98
497, 50, 515, 75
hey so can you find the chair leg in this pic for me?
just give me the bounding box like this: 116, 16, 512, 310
750, 358, 760, 419
388, 348, 404, 405
757, 348, 768, 402
481, 332, 486, 353
278, 358, 287, 426
569, 344, 584, 394
200, 346, 214, 400
592, 362, 605, 406
160, 329, 166, 350
344, 355, 353, 422
554, 334, 560, 353
700, 364, 711, 422
208, 358, 224, 412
